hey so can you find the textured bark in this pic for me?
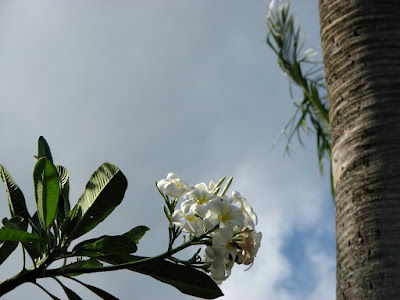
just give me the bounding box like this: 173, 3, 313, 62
319, 0, 400, 299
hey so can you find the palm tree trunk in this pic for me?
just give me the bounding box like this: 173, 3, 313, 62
319, 0, 400, 299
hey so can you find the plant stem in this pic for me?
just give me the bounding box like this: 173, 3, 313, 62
0, 268, 41, 296
44, 235, 207, 277
0, 247, 56, 296
0, 232, 209, 297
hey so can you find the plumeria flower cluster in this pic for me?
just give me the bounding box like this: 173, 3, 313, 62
157, 172, 262, 284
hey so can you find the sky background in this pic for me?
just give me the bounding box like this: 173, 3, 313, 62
0, 1, 335, 299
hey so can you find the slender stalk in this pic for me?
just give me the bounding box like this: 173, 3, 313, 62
0, 268, 42, 296
44, 236, 207, 278
0, 245, 57, 296
0, 233, 208, 296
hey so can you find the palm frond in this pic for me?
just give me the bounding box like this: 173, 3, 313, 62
267, 1, 331, 175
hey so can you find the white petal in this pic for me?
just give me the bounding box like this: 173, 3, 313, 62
181, 199, 196, 215
156, 179, 168, 191
219, 226, 234, 240
164, 182, 182, 198
203, 212, 219, 231
196, 203, 209, 218
171, 210, 185, 227
207, 198, 224, 214
167, 172, 180, 180
194, 182, 208, 191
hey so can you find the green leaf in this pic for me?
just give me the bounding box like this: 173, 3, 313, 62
23, 239, 43, 260
123, 225, 149, 244
66, 277, 119, 300
31, 212, 44, 238
72, 235, 137, 256
72, 236, 136, 257
34, 158, 60, 229
24, 212, 47, 259
2, 216, 43, 260
0, 229, 45, 243
2, 216, 24, 229
54, 278, 82, 300
34, 283, 62, 300
38, 136, 53, 162
56, 165, 70, 226
0, 240, 18, 265
0, 165, 30, 229
62, 259, 103, 276
65, 163, 127, 241
100, 255, 223, 299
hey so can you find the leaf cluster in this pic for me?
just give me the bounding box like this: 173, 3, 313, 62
0, 137, 223, 299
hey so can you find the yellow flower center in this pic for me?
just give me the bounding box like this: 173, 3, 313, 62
198, 195, 207, 205
187, 214, 195, 222
220, 213, 230, 223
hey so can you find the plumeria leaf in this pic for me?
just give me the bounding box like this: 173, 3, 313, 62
72, 226, 148, 257
72, 235, 137, 256
2, 216, 43, 260
2, 216, 24, 229
35, 283, 62, 300
0, 240, 18, 265
0, 164, 30, 229
29, 212, 56, 256
65, 163, 127, 241
34, 158, 60, 229
66, 277, 119, 300
54, 278, 82, 300
24, 212, 47, 259
123, 225, 150, 244
37, 136, 53, 162
31, 212, 45, 238
0, 229, 45, 243
55, 165, 70, 229
99, 254, 224, 299
62, 259, 103, 276
23, 239, 43, 260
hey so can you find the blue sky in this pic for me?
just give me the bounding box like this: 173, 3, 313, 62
0, 1, 335, 299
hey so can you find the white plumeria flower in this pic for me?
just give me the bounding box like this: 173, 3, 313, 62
171, 207, 205, 237
231, 191, 258, 229
235, 230, 262, 265
205, 228, 237, 284
205, 246, 229, 284
182, 183, 217, 218
157, 173, 192, 198
157, 173, 262, 284
203, 197, 245, 231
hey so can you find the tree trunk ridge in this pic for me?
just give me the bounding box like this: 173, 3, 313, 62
319, 0, 400, 299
